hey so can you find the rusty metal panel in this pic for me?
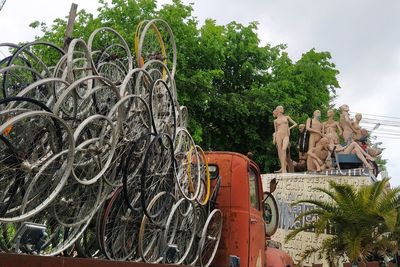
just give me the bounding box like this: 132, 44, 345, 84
0, 253, 188, 267
0, 253, 62, 267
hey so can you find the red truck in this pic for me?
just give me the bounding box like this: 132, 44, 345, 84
0, 152, 293, 267
206, 152, 293, 267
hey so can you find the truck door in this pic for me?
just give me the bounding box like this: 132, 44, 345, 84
248, 166, 265, 267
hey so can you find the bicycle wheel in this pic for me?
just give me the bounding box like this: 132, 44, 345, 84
122, 133, 155, 211
75, 205, 104, 258
141, 133, 175, 220
149, 79, 176, 139
142, 59, 177, 101
139, 191, 175, 263
88, 27, 133, 82
137, 19, 177, 78
100, 187, 141, 261
0, 65, 44, 98
177, 105, 188, 128
185, 204, 207, 265
66, 38, 97, 84
0, 111, 73, 222
15, 78, 70, 109
5, 41, 64, 76
198, 209, 223, 267
119, 68, 153, 100
163, 198, 197, 264
72, 114, 117, 185
105, 95, 152, 187
195, 145, 211, 206
174, 128, 201, 201
52, 175, 103, 228
53, 75, 120, 125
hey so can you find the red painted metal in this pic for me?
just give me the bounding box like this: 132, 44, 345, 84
0, 253, 180, 267
265, 248, 294, 267
206, 151, 294, 267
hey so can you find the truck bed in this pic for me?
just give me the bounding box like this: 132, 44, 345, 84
0, 253, 181, 267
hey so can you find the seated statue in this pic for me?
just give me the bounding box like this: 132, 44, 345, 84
358, 128, 382, 158
307, 137, 330, 172
328, 135, 376, 171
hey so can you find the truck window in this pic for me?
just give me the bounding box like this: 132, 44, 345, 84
248, 168, 260, 210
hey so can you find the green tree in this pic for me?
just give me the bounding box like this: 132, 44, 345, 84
286, 178, 400, 266
30, 0, 341, 173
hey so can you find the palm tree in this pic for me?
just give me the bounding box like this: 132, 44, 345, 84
285, 178, 400, 266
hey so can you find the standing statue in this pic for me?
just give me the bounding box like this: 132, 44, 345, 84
358, 128, 382, 158
306, 110, 323, 152
339, 104, 355, 144
273, 106, 298, 173
323, 109, 343, 143
352, 113, 363, 141
307, 137, 330, 172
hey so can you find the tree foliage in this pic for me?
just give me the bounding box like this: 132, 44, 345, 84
30, 0, 340, 172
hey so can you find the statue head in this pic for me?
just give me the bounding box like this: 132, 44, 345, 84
298, 124, 305, 133
275, 105, 284, 115
313, 110, 321, 120
339, 104, 349, 112
319, 137, 329, 149
327, 109, 334, 118
355, 113, 362, 122
361, 128, 369, 137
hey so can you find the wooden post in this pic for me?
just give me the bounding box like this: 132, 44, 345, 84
63, 3, 78, 52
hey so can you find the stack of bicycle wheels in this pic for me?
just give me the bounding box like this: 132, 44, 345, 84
0, 20, 222, 266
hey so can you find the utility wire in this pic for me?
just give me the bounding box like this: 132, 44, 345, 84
349, 111, 400, 121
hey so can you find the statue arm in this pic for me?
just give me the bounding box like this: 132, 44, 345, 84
287, 116, 298, 130
336, 122, 343, 135
273, 120, 277, 145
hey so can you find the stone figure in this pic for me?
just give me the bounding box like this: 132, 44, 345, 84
273, 106, 298, 173
329, 135, 376, 171
339, 104, 355, 144
294, 124, 308, 172
307, 137, 330, 172
323, 109, 343, 143
306, 110, 323, 153
358, 128, 382, 158
352, 113, 363, 141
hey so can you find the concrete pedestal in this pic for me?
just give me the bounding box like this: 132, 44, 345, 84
262, 173, 375, 266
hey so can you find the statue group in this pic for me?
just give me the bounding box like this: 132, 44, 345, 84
272, 105, 381, 173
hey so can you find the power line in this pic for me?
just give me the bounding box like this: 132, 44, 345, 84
349, 111, 400, 121
362, 118, 400, 126
361, 121, 400, 128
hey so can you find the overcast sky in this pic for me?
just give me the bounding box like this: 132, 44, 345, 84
1, 0, 400, 184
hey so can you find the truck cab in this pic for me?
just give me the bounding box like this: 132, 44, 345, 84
206, 152, 293, 267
